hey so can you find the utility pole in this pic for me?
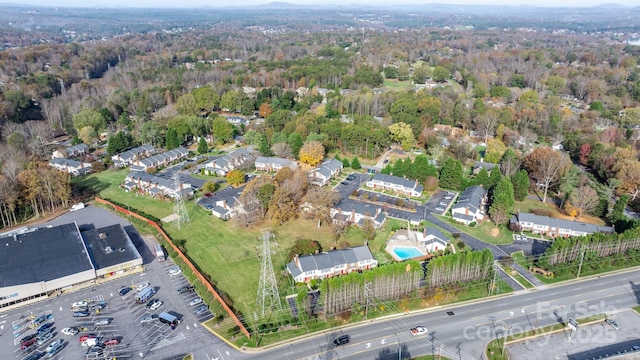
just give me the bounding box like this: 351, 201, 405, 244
257, 229, 282, 317
576, 249, 585, 278
364, 282, 373, 319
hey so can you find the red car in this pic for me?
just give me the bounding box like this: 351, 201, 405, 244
103, 338, 120, 346
20, 338, 36, 350
79, 334, 97, 342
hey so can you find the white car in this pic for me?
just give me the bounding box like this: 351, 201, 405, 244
71, 301, 88, 308
149, 300, 163, 311
189, 297, 203, 306
94, 318, 111, 326
168, 268, 182, 277
46, 339, 63, 353
136, 282, 150, 292
410, 326, 428, 336
62, 327, 79, 336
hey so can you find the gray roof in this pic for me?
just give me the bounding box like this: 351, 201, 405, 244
256, 156, 297, 168
0, 223, 94, 287
371, 173, 424, 193
335, 198, 382, 218
453, 185, 486, 213
452, 212, 475, 222
515, 212, 614, 234
115, 144, 155, 162
137, 147, 188, 168
312, 158, 343, 180
286, 245, 376, 277
50, 158, 83, 168
66, 143, 88, 154
126, 171, 191, 194
474, 161, 497, 171
425, 227, 448, 241
81, 224, 141, 270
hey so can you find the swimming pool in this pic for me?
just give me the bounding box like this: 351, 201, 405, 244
392, 246, 424, 260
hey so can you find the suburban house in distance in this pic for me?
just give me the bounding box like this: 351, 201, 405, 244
510, 212, 614, 237
330, 199, 386, 229
309, 158, 343, 186
51, 143, 88, 159
130, 146, 189, 172
123, 171, 193, 199
48, 158, 92, 176
451, 185, 487, 225
286, 245, 378, 283
111, 145, 156, 168
255, 156, 298, 172
204, 147, 253, 176
198, 186, 246, 220
365, 173, 424, 197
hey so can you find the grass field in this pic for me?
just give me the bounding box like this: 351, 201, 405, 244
383, 79, 417, 90
436, 215, 514, 245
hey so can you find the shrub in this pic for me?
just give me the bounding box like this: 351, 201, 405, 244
469, 222, 477, 227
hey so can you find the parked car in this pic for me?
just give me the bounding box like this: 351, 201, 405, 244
103, 338, 120, 346
346, 175, 355, 181
168, 268, 182, 277
82, 338, 102, 347
194, 304, 209, 315
21, 338, 37, 349
25, 352, 45, 360
140, 314, 158, 324
85, 346, 103, 358
79, 334, 97, 342
21, 334, 37, 343
37, 322, 53, 333
89, 302, 107, 311
410, 326, 428, 336
31, 315, 49, 327
189, 297, 203, 306
333, 335, 350, 346
177, 285, 195, 294
36, 328, 53, 340
71, 301, 88, 308
73, 311, 90, 318
45, 339, 63, 353
146, 299, 161, 308
119, 287, 131, 296
136, 282, 150, 292
61, 327, 79, 336
149, 300, 163, 311
36, 332, 54, 346
94, 318, 111, 326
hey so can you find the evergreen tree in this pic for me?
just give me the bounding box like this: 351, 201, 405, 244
106, 131, 133, 155
439, 158, 463, 190
489, 176, 515, 224
165, 128, 179, 150
393, 159, 405, 177
474, 168, 490, 187
487, 168, 502, 189
341, 157, 351, 168
197, 137, 208, 154
511, 169, 529, 201
412, 155, 431, 181
334, 154, 341, 161
287, 133, 303, 158
609, 195, 629, 226
259, 135, 273, 156
351, 157, 361, 169
381, 163, 392, 175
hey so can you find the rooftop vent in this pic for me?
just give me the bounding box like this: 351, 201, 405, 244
104, 246, 113, 254
98, 232, 107, 239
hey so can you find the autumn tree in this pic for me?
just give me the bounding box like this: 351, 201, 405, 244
473, 110, 499, 145
579, 143, 591, 166
227, 170, 244, 187
271, 142, 293, 158
72, 109, 107, 134
523, 147, 570, 203
303, 186, 340, 226
299, 141, 325, 166
388, 122, 415, 151
258, 102, 273, 118
484, 138, 507, 164
362, 219, 376, 243
566, 185, 599, 219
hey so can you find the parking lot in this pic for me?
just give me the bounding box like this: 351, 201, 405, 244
1, 207, 236, 360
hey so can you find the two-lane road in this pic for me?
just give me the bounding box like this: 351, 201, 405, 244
245, 269, 640, 360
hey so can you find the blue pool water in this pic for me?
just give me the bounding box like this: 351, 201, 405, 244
392, 246, 423, 260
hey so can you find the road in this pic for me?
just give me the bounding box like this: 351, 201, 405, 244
244, 269, 640, 360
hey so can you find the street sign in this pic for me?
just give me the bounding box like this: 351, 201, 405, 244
568, 318, 579, 331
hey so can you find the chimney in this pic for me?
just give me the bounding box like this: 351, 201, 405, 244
294, 254, 300, 269
465, 208, 469, 215
351, 209, 355, 222
223, 200, 228, 209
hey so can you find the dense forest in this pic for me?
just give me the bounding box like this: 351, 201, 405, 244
1, 4, 640, 231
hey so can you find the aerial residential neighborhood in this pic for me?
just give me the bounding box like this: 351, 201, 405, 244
2, 2, 640, 360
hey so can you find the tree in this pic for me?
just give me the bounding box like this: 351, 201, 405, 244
579, 143, 591, 166
484, 138, 507, 164
424, 176, 439, 191
511, 169, 529, 201
271, 142, 293, 158
227, 170, 244, 186
258, 102, 273, 118
489, 177, 514, 224
487, 168, 502, 189
500, 148, 520, 178
351, 157, 361, 170
473, 110, 499, 144
299, 141, 325, 166
383, 66, 398, 79
211, 117, 235, 144
566, 185, 599, 219
165, 128, 179, 150
412, 64, 430, 84
609, 194, 629, 225
220, 90, 244, 112
432, 66, 450, 82
107, 131, 133, 155
288, 239, 322, 260
78, 126, 98, 145
287, 133, 304, 158
341, 157, 351, 168
197, 137, 208, 154
523, 147, 570, 203
175, 93, 198, 116
72, 109, 107, 133
388, 122, 415, 151
474, 168, 490, 187
303, 186, 339, 225
203, 181, 218, 194
439, 158, 463, 191
257, 183, 276, 213
362, 219, 375, 243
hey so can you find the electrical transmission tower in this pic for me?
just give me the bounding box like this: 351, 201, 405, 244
257, 229, 281, 317
173, 175, 190, 229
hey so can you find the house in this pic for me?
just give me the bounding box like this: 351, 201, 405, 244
204, 147, 253, 176
48, 158, 92, 176
413, 227, 450, 252
330, 199, 386, 229
552, 142, 564, 151
52, 143, 88, 159
472, 161, 498, 175
111, 145, 156, 168
309, 158, 343, 186
451, 185, 487, 225
123, 171, 193, 199
225, 116, 248, 126
130, 147, 189, 172
198, 185, 246, 220
366, 173, 424, 197
510, 212, 614, 237
254, 156, 298, 172
286, 245, 378, 283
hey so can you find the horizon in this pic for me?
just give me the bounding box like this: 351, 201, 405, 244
1, 0, 639, 8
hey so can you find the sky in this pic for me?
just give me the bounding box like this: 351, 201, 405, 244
0, 0, 638, 8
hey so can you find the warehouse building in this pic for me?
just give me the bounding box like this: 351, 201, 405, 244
0, 222, 142, 310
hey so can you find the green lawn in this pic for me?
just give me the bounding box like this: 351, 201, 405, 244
383, 79, 416, 90
436, 215, 514, 245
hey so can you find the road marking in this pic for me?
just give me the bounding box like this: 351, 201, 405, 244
366, 342, 371, 348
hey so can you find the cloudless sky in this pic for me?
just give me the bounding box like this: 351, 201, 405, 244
0, 0, 638, 8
